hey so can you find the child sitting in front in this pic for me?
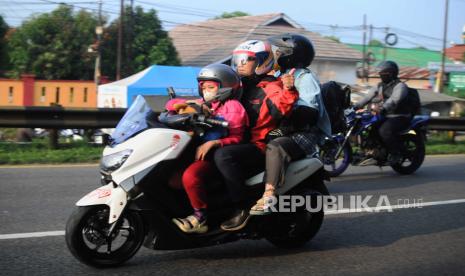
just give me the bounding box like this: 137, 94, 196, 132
171, 64, 248, 234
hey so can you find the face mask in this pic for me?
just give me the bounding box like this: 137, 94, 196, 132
203, 91, 217, 102
379, 73, 394, 84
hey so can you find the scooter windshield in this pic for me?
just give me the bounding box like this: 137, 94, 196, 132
111, 95, 154, 145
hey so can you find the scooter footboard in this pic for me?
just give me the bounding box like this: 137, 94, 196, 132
76, 183, 128, 224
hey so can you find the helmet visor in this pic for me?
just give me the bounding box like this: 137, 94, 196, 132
231, 52, 256, 71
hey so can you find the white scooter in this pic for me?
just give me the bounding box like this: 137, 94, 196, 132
65, 94, 329, 268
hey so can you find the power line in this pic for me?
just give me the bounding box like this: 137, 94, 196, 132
2, 1, 450, 51
136, 0, 221, 16
134, 0, 217, 18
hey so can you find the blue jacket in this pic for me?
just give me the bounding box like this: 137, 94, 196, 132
287, 68, 332, 139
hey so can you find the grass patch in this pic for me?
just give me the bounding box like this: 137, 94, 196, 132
0, 139, 103, 165
425, 132, 465, 155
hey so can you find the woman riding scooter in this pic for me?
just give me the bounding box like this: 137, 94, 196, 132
250, 33, 331, 215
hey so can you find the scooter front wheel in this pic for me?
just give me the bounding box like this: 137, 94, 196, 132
65, 205, 144, 268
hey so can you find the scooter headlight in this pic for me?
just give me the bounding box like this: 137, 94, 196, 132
100, 149, 133, 173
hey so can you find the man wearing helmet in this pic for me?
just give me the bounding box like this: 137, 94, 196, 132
214, 40, 299, 231
170, 64, 249, 234
249, 33, 332, 215
354, 60, 412, 164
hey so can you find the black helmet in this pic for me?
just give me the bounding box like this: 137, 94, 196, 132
267, 33, 315, 70
197, 63, 241, 101
377, 60, 399, 77
377, 60, 399, 83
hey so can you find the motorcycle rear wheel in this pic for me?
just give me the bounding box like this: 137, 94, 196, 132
391, 133, 425, 175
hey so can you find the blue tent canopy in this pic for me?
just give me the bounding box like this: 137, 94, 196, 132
99, 65, 201, 107
127, 65, 201, 106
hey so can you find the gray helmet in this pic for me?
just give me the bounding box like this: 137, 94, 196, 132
197, 63, 241, 101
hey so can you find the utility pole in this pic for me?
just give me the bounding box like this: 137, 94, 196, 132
116, 0, 124, 80
368, 24, 373, 77
362, 14, 368, 84
383, 27, 389, 61
126, 0, 134, 75
439, 0, 449, 93
94, 0, 103, 85
368, 24, 373, 45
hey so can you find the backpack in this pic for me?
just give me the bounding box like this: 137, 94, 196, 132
321, 81, 352, 134
406, 87, 421, 115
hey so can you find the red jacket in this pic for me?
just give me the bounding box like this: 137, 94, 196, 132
241, 76, 298, 151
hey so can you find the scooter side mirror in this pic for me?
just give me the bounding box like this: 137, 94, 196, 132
102, 133, 112, 146
167, 87, 176, 99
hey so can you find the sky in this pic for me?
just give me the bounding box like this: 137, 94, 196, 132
1, 0, 465, 50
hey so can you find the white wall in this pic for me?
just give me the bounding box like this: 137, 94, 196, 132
311, 60, 358, 85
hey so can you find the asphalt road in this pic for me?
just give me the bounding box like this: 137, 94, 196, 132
1, 155, 465, 275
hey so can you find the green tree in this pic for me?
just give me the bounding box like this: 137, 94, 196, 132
7, 5, 98, 79
214, 11, 250, 19
368, 39, 384, 47
101, 6, 180, 79
0, 15, 9, 75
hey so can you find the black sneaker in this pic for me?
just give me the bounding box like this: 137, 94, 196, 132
388, 154, 403, 165
220, 209, 251, 231
358, 157, 378, 166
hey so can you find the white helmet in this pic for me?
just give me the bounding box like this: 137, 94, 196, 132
232, 40, 275, 75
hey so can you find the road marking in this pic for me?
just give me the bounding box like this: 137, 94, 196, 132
1, 198, 465, 240
325, 198, 465, 215
0, 231, 65, 240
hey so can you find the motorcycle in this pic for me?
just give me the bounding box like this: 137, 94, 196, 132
320, 107, 429, 177
65, 94, 329, 268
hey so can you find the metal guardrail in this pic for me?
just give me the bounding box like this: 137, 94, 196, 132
0, 106, 126, 129
428, 117, 465, 131
0, 107, 464, 131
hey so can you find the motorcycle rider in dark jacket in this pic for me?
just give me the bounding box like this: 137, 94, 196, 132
354, 60, 412, 165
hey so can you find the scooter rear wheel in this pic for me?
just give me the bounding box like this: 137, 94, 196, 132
265, 177, 326, 249
65, 205, 144, 268
266, 207, 324, 249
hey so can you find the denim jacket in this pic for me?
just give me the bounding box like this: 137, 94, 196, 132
285, 68, 332, 140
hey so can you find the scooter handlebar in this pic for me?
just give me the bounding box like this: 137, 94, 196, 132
205, 118, 229, 128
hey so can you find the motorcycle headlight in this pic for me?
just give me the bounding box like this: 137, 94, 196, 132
100, 149, 133, 173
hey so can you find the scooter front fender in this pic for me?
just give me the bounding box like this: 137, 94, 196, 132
76, 183, 127, 224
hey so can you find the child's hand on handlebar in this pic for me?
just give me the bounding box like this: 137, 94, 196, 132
173, 103, 198, 114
